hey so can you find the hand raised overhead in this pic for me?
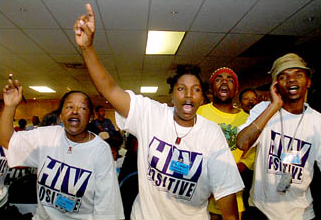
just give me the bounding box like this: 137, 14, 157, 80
74, 4, 95, 49
3, 74, 23, 108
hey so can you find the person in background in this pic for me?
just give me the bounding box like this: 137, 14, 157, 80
74, 4, 244, 219
14, 119, 27, 131
197, 67, 255, 219
239, 89, 258, 114
88, 105, 116, 137
26, 115, 40, 131
0, 78, 124, 220
237, 53, 321, 220
118, 133, 138, 220
39, 109, 60, 126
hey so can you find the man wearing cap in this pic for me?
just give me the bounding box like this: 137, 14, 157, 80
237, 53, 321, 220
198, 67, 254, 219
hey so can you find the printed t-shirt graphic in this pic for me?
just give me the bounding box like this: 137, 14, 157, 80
268, 130, 311, 184
147, 137, 202, 200
38, 156, 92, 212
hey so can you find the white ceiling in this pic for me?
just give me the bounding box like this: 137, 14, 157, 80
1, 0, 321, 105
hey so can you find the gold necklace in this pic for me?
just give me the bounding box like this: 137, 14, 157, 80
173, 116, 196, 145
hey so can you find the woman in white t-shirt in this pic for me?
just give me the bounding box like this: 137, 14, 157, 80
72, 4, 244, 220
0, 86, 124, 220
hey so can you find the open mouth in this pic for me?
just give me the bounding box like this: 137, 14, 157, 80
68, 117, 80, 125
288, 85, 299, 94
247, 104, 255, 109
219, 86, 229, 97
182, 101, 194, 114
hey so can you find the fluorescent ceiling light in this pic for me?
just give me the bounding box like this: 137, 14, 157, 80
29, 86, 56, 93
146, 31, 185, 55
140, 86, 158, 93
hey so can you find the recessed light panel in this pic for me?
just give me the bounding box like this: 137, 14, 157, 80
146, 31, 185, 55
29, 86, 56, 93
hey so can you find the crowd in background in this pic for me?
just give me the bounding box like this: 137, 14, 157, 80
0, 3, 321, 220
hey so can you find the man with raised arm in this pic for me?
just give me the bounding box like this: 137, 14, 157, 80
237, 53, 321, 220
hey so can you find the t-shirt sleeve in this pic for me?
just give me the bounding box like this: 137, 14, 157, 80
115, 91, 140, 136
93, 142, 124, 219
5, 126, 61, 168
238, 101, 270, 132
314, 117, 321, 171
115, 90, 164, 137
208, 127, 244, 200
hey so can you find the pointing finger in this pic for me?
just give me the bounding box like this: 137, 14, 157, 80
86, 4, 95, 24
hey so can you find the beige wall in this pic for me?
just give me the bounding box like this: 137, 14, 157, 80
11, 99, 117, 127
14, 99, 60, 123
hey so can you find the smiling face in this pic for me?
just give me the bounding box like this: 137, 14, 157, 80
59, 92, 91, 141
276, 68, 311, 103
171, 74, 204, 127
212, 72, 237, 103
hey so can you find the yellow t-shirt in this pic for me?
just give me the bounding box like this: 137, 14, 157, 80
197, 103, 254, 215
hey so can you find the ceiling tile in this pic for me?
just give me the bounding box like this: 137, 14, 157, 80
191, 0, 257, 32
226, 57, 264, 73
149, 0, 202, 31
0, 0, 59, 28
143, 55, 174, 71
210, 33, 264, 57
0, 13, 16, 28
18, 53, 61, 71
232, 0, 311, 34
43, 0, 104, 29
0, 53, 34, 74
173, 55, 204, 66
0, 44, 13, 54
100, 55, 117, 71
107, 30, 147, 55
24, 29, 77, 54
200, 56, 230, 77
178, 32, 225, 56
65, 29, 112, 55
272, 0, 321, 36
97, 0, 149, 30
50, 53, 83, 63
0, 29, 43, 53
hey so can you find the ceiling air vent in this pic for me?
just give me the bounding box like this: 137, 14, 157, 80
60, 63, 86, 69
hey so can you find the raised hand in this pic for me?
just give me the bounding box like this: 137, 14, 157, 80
74, 4, 95, 49
3, 75, 23, 108
270, 80, 283, 110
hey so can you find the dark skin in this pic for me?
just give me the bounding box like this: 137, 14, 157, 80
240, 90, 258, 114
212, 72, 239, 114
237, 68, 311, 151
74, 4, 239, 220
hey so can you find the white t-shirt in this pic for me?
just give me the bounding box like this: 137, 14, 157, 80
115, 91, 244, 220
5, 126, 124, 220
239, 101, 321, 220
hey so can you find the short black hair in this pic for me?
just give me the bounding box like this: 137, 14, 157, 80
40, 110, 59, 126
239, 88, 257, 102
95, 105, 104, 113
167, 65, 207, 94
57, 91, 94, 116
18, 119, 27, 128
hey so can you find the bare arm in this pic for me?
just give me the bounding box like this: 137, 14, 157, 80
0, 77, 23, 149
74, 4, 130, 118
217, 193, 238, 220
236, 81, 283, 151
